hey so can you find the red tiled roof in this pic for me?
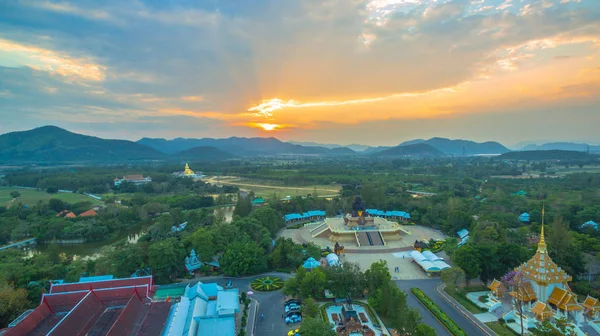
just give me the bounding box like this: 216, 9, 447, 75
79, 209, 98, 217
65, 212, 76, 218
5, 277, 162, 336
136, 302, 172, 336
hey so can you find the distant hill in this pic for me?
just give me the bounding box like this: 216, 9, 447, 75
0, 126, 164, 162
400, 137, 510, 155
362, 146, 393, 154
171, 146, 237, 161
499, 150, 596, 161
138, 137, 354, 157
520, 142, 600, 153
369, 143, 445, 158
289, 141, 369, 152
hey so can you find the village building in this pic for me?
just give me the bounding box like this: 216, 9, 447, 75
79, 209, 98, 217
2, 275, 170, 336
162, 281, 239, 336
114, 174, 152, 186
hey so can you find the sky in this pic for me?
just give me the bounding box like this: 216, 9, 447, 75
0, 0, 599, 147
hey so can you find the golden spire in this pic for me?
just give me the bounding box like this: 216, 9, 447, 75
538, 204, 547, 252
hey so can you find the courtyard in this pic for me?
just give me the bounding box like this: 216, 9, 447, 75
281, 224, 448, 280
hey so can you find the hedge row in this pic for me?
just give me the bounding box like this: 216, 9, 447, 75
411, 288, 467, 336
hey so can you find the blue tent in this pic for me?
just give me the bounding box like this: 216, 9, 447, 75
302, 257, 320, 269
581, 221, 598, 230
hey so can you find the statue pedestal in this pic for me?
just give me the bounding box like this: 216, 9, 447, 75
345, 216, 374, 229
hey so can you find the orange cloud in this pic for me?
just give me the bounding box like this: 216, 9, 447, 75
181, 95, 205, 102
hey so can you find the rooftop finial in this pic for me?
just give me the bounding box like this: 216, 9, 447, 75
538, 204, 547, 252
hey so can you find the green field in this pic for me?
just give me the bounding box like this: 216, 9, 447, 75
485, 322, 518, 336
205, 176, 341, 198
0, 188, 103, 207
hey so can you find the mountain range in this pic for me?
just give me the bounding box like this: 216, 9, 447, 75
2, 125, 597, 163
519, 142, 600, 153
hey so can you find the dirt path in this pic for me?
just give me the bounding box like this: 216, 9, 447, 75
6, 198, 16, 209
204, 176, 340, 193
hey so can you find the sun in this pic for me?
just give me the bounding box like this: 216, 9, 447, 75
257, 123, 279, 131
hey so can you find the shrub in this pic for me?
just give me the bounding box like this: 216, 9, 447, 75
251, 276, 284, 291
411, 288, 467, 336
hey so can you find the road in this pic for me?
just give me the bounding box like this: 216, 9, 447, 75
196, 274, 485, 336
395, 279, 487, 336
202, 273, 293, 336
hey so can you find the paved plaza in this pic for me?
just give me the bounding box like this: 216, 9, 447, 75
281, 224, 448, 279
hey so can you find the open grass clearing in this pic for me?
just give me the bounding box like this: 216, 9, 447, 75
0, 188, 103, 207
203, 176, 340, 198
485, 321, 518, 336
443, 287, 486, 314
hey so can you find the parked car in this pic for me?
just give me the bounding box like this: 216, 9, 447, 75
284, 299, 301, 306
285, 313, 302, 324
285, 304, 301, 312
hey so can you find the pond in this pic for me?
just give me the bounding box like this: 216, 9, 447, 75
26, 226, 145, 260
24, 206, 236, 260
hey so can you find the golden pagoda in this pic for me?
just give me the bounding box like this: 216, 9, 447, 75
184, 163, 195, 177
514, 206, 572, 302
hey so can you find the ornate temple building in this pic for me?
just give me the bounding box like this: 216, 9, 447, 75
486, 208, 600, 334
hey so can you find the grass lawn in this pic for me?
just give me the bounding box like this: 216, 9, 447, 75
0, 188, 103, 207
485, 321, 518, 336
209, 177, 341, 198
444, 287, 486, 314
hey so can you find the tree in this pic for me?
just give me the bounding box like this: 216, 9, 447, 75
365, 260, 391, 294
396, 307, 422, 335
301, 297, 320, 318
415, 324, 437, 336
9, 191, 20, 199
220, 241, 267, 277
46, 187, 59, 194
188, 228, 216, 262
250, 206, 282, 237
325, 262, 365, 299
300, 268, 327, 299
48, 198, 65, 213
148, 238, 185, 283
452, 245, 481, 285
441, 267, 466, 291
502, 270, 526, 336
368, 280, 407, 320
0, 283, 29, 328
298, 317, 336, 336
233, 194, 252, 217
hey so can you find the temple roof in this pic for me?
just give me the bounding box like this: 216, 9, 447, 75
531, 302, 554, 320
509, 281, 537, 303
548, 287, 583, 311
488, 279, 506, 296
514, 206, 572, 285
582, 296, 600, 312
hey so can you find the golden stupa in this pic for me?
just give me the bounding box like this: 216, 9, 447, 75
184, 163, 195, 176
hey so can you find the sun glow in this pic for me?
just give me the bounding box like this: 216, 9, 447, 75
252, 123, 280, 131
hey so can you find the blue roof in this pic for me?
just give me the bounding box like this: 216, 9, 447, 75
518, 213, 530, 222
302, 257, 321, 269
284, 210, 326, 221
581, 221, 599, 229
252, 198, 265, 204
457, 229, 469, 239
216, 289, 240, 313
78, 275, 114, 283
195, 316, 235, 336
366, 209, 410, 219
200, 283, 221, 298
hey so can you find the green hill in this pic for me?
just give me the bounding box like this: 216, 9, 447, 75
0, 126, 164, 163
370, 143, 446, 158
171, 146, 238, 161
499, 150, 596, 161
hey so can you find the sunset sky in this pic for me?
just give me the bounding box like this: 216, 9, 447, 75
1, 0, 599, 147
